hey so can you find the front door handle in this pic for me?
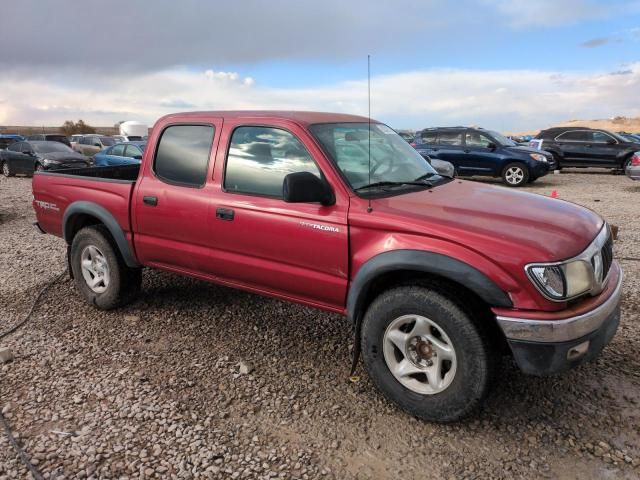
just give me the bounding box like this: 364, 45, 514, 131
143, 196, 158, 206
216, 207, 234, 221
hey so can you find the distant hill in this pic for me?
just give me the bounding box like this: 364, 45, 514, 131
511, 116, 640, 136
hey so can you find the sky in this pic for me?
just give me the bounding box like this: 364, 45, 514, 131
0, 0, 639, 131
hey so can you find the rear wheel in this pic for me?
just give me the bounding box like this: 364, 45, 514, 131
361, 286, 497, 422
502, 162, 529, 187
70, 225, 141, 310
1, 161, 14, 177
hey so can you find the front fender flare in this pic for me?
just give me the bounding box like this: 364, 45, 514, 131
347, 249, 512, 324
63, 201, 139, 268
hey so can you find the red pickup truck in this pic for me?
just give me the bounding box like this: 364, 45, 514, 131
32, 111, 622, 422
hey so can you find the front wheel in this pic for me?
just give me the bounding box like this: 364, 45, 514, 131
502, 162, 529, 187
361, 286, 497, 422
70, 225, 141, 310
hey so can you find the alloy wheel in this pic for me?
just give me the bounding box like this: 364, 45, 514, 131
505, 166, 525, 185
383, 314, 457, 395
80, 245, 110, 293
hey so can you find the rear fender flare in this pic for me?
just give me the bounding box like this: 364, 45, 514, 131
63, 201, 139, 268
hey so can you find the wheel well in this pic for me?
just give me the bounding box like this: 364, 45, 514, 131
360, 270, 509, 353
65, 213, 102, 245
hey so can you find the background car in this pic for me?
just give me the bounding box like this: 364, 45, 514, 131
625, 152, 640, 181
26, 133, 71, 147
0, 134, 24, 150
618, 132, 640, 143
414, 126, 554, 186
73, 135, 117, 156
0, 140, 89, 176
534, 127, 640, 170
94, 141, 146, 166
395, 130, 415, 143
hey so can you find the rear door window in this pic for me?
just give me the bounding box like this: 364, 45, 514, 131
556, 131, 591, 142
438, 131, 463, 146
420, 131, 438, 144
111, 144, 125, 156
153, 125, 214, 187
124, 145, 141, 158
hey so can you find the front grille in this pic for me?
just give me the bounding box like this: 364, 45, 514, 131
601, 234, 613, 279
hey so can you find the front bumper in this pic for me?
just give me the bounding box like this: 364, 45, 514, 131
496, 262, 622, 375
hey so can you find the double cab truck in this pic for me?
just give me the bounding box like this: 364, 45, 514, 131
32, 111, 623, 422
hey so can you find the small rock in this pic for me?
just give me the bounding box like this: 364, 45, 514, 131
0, 347, 14, 364
238, 361, 254, 375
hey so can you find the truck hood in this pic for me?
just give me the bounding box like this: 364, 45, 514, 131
369, 180, 603, 262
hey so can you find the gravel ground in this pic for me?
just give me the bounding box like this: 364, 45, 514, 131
1, 170, 639, 479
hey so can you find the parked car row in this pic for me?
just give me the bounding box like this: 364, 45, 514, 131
401, 124, 640, 187
1, 140, 90, 176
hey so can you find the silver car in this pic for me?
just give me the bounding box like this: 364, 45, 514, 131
625, 153, 640, 180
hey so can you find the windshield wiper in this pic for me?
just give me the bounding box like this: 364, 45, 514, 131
354, 180, 433, 192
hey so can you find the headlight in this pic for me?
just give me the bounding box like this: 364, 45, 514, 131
42, 158, 61, 165
527, 260, 593, 301
530, 153, 547, 162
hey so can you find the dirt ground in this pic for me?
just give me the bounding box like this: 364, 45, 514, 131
1, 170, 639, 479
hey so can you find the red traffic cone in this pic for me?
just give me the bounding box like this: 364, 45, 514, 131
551, 190, 558, 198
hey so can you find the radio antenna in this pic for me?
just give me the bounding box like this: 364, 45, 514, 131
367, 54, 373, 214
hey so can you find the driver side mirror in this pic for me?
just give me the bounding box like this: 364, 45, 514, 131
133, 154, 142, 160
606, 138, 616, 145
486, 142, 497, 150
283, 172, 335, 206
94, 143, 102, 148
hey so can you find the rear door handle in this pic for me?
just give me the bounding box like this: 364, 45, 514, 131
216, 207, 234, 221
143, 196, 158, 206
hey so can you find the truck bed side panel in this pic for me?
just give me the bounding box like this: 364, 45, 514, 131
32, 172, 135, 245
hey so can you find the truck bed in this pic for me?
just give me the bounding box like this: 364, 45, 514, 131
32, 164, 139, 241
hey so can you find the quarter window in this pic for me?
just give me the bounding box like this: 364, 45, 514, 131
224, 126, 320, 197
154, 125, 214, 187
8, 142, 22, 152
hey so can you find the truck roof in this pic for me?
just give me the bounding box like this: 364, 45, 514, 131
158, 110, 372, 126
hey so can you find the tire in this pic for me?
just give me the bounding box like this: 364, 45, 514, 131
551, 153, 562, 171
501, 162, 529, 187
361, 286, 497, 423
1, 161, 14, 177
70, 225, 141, 310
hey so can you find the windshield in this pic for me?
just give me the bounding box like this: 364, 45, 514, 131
309, 122, 441, 192
100, 136, 116, 146
487, 130, 517, 147
33, 142, 74, 153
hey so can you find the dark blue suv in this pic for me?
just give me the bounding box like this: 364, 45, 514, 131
414, 127, 555, 187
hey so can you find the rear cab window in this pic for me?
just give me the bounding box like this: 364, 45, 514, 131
223, 125, 321, 198
153, 125, 215, 187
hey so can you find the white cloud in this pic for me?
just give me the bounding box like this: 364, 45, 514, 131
1, 64, 640, 131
